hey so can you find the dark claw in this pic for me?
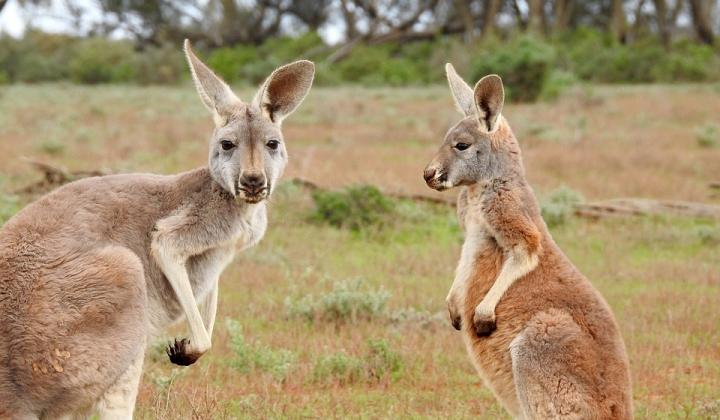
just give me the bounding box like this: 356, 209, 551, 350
474, 318, 497, 337
166, 338, 202, 366
451, 316, 462, 331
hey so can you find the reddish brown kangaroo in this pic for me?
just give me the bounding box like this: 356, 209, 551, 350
423, 64, 632, 419
0, 40, 314, 418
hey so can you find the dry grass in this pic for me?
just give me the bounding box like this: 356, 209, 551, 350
0, 83, 719, 419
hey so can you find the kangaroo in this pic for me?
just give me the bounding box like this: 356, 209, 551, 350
423, 64, 632, 419
0, 40, 314, 419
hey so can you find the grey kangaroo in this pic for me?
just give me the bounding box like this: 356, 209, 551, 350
0, 40, 314, 418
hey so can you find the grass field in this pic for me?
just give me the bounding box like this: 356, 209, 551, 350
1, 83, 719, 419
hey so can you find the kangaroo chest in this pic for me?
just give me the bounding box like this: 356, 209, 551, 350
149, 202, 268, 328
186, 203, 268, 296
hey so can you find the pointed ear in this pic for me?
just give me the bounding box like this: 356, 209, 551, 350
474, 74, 504, 132
446, 63, 476, 117
184, 39, 241, 126
253, 60, 315, 123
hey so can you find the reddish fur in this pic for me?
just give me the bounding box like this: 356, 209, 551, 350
457, 120, 633, 418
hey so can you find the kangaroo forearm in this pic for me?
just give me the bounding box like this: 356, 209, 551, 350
479, 250, 538, 312
202, 283, 219, 337
153, 245, 211, 351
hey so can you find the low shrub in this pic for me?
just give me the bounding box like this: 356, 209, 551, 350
207, 45, 259, 83
694, 225, 720, 245
225, 319, 296, 381
470, 36, 556, 102
135, 45, 186, 85
696, 124, 719, 148
364, 339, 403, 381
69, 38, 137, 83
285, 278, 390, 323
0, 191, 20, 225
311, 185, 394, 231
311, 339, 402, 385
540, 69, 578, 101
541, 186, 584, 228
311, 351, 365, 385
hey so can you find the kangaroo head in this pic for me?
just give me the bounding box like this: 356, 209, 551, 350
424, 63, 519, 191
184, 40, 314, 203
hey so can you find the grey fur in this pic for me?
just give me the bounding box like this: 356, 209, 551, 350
0, 40, 314, 418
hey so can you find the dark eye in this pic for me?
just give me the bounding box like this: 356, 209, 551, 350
220, 140, 236, 151
266, 139, 280, 150
454, 142, 470, 151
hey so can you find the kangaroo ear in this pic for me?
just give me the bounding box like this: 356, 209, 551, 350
184, 39, 241, 126
474, 74, 504, 132
446, 63, 476, 117
253, 60, 315, 124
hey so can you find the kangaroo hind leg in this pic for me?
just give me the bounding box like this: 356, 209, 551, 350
94, 339, 146, 420
510, 309, 602, 420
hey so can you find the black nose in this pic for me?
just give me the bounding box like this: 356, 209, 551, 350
423, 168, 436, 183
240, 172, 266, 194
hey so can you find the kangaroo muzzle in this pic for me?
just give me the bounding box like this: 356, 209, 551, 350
238, 171, 268, 203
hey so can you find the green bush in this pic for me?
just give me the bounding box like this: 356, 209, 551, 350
558, 28, 720, 83
285, 278, 390, 323
135, 45, 186, 85
336, 44, 428, 86
225, 319, 296, 381
540, 69, 578, 101
207, 45, 259, 83
470, 36, 556, 102
260, 32, 325, 62
69, 38, 137, 83
312, 352, 365, 385
364, 339, 403, 381
0, 192, 20, 226
0, 32, 76, 82
541, 186, 584, 228
15, 52, 68, 82
694, 225, 720, 245
311, 185, 394, 231
311, 339, 402, 385
696, 124, 720, 148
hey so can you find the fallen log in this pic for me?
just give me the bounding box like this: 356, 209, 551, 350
15, 159, 108, 195
574, 198, 720, 220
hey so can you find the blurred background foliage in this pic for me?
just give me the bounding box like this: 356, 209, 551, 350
1, 0, 719, 102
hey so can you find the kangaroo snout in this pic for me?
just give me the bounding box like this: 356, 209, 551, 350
237, 171, 268, 203
423, 165, 447, 190
423, 167, 436, 183
239, 171, 267, 192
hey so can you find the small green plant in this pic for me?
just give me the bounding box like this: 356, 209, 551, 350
285, 278, 390, 323
696, 124, 719, 148
311, 339, 403, 385
311, 185, 394, 231
225, 319, 296, 381
541, 186, 584, 228
0, 192, 20, 225
364, 339, 403, 381
149, 368, 185, 393
37, 138, 66, 155
311, 351, 365, 385
694, 225, 720, 245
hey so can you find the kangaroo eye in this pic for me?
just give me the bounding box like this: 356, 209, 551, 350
454, 142, 470, 151
220, 140, 236, 151
266, 139, 280, 150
